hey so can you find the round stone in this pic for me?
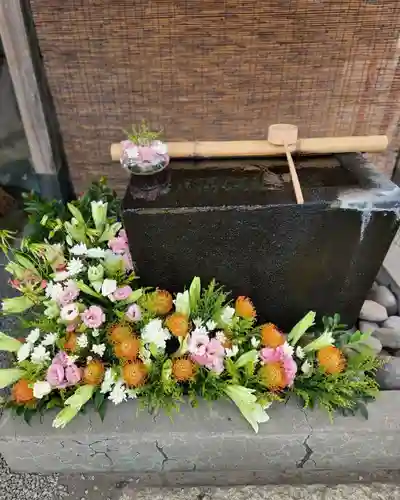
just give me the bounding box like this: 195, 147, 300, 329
359, 300, 388, 323
373, 327, 400, 349
376, 356, 400, 390
383, 316, 400, 330
369, 286, 397, 316
358, 321, 378, 334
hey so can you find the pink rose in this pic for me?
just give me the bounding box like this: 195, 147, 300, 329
81, 305, 105, 329
46, 362, 68, 388
65, 364, 82, 385
112, 285, 132, 301
126, 304, 142, 322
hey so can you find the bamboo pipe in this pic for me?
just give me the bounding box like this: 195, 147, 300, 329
110, 135, 388, 161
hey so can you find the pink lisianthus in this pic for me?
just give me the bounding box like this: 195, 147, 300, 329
46, 351, 82, 388
111, 285, 132, 301
60, 303, 80, 323
260, 344, 297, 387
81, 305, 105, 329
109, 229, 129, 254
188, 330, 225, 374
58, 280, 80, 306
126, 303, 142, 322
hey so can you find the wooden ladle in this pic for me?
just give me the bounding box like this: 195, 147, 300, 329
268, 124, 304, 204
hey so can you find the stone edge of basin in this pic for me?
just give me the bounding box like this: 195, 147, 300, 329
0, 392, 400, 476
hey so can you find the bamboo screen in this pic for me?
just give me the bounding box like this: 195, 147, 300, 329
29, 0, 400, 192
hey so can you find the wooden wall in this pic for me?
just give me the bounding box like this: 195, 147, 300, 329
29, 0, 400, 192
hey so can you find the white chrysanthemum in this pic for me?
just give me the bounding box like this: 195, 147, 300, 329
141, 319, 171, 350
193, 317, 203, 328
92, 343, 106, 357
251, 337, 260, 348
67, 354, 79, 364
45, 282, 63, 301
26, 328, 40, 344
41, 332, 58, 346
215, 331, 227, 344
17, 342, 32, 362
101, 368, 116, 394
87, 356, 93, 362
92, 328, 100, 338
108, 380, 127, 405
87, 247, 106, 259
33, 381, 52, 399
139, 345, 152, 367
67, 258, 85, 276
225, 345, 239, 358
301, 360, 313, 375
101, 279, 117, 297
206, 320, 217, 331
31, 345, 51, 365
70, 243, 87, 256
126, 389, 138, 399
77, 333, 88, 349
282, 342, 294, 357
220, 306, 235, 325
296, 346, 305, 359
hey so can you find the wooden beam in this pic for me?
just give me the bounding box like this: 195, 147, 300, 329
0, 0, 60, 179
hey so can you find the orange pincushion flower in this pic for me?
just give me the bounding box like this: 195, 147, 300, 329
83, 359, 105, 385
259, 363, 286, 391
235, 296, 256, 319
12, 379, 34, 403
260, 323, 285, 348
317, 346, 346, 375
172, 358, 196, 382
113, 336, 140, 361
165, 313, 189, 337
108, 323, 133, 344
64, 332, 77, 352
147, 290, 173, 315
122, 361, 147, 387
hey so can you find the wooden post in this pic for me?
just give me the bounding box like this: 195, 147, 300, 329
0, 0, 72, 199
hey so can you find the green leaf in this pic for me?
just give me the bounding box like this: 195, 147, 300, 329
287, 311, 316, 345
0, 368, 24, 388
0, 332, 22, 352
98, 399, 108, 422
94, 390, 105, 410
14, 254, 37, 272
127, 288, 143, 304
2, 296, 35, 314
23, 408, 35, 425
16, 405, 25, 416
67, 203, 85, 225
76, 281, 103, 299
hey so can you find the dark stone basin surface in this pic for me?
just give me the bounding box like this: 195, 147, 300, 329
123, 153, 400, 330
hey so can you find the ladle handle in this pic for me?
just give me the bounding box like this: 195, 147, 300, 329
284, 143, 304, 205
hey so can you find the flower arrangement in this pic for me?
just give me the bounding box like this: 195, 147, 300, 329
120, 121, 169, 175
0, 181, 382, 431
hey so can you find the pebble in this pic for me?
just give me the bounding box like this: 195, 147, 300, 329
369, 286, 397, 316
373, 327, 400, 349
358, 321, 378, 334
376, 356, 400, 390
359, 300, 388, 323
383, 316, 400, 330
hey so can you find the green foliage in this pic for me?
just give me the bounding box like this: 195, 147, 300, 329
191, 280, 229, 321
138, 356, 184, 414
293, 352, 382, 419
193, 367, 227, 402
124, 121, 162, 146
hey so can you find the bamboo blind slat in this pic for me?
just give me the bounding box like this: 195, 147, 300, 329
29, 0, 400, 192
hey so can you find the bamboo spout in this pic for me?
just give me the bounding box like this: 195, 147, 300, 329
110, 135, 388, 161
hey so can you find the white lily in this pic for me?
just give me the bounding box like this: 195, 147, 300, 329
303, 330, 335, 353
174, 290, 190, 316
0, 368, 24, 389
52, 385, 95, 428
0, 332, 21, 352
224, 385, 270, 433
90, 200, 108, 231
